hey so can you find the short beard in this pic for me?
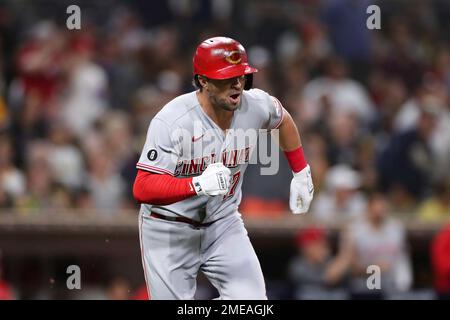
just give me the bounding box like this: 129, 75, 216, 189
209, 92, 238, 111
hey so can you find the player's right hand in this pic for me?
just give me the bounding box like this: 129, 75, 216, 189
192, 162, 231, 196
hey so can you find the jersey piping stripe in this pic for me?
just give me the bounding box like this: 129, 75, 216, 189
271, 96, 285, 129
139, 213, 151, 299
136, 163, 174, 176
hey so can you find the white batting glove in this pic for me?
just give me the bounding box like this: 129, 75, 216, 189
289, 164, 314, 214
192, 163, 231, 196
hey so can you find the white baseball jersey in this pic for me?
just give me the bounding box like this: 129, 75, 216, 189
136, 88, 284, 223
348, 217, 413, 293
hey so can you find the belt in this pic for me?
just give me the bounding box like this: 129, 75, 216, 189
150, 212, 214, 228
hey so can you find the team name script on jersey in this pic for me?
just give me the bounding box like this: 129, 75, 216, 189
174, 146, 250, 176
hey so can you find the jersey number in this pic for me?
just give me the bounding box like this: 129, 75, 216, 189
223, 171, 241, 201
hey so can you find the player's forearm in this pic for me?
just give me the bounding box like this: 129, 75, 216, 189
133, 170, 196, 205
277, 109, 308, 173
278, 108, 302, 151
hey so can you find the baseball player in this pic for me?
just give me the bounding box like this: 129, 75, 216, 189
133, 37, 314, 300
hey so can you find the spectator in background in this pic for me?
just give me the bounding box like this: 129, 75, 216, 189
16, 141, 74, 212
101, 111, 139, 208
339, 192, 413, 299
321, 0, 371, 67
73, 187, 95, 212
312, 164, 367, 224
46, 121, 85, 191
287, 227, 348, 300
325, 112, 363, 167
431, 224, 450, 299
394, 87, 450, 184
14, 20, 64, 109
102, 112, 134, 171
100, 8, 147, 110
0, 187, 9, 208
8, 21, 64, 168
85, 147, 125, 212
130, 85, 167, 136
301, 56, 375, 126
80, 122, 126, 212
377, 104, 439, 212
368, 73, 409, 135
301, 132, 329, 195
0, 133, 25, 208
247, 45, 274, 94
16, 142, 53, 211
417, 180, 450, 223
61, 34, 109, 139
378, 18, 425, 92
433, 46, 450, 93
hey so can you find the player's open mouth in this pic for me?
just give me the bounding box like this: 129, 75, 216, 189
229, 93, 240, 104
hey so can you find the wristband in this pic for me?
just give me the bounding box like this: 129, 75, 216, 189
284, 146, 307, 173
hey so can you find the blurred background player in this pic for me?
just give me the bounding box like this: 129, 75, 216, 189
338, 192, 413, 299
287, 227, 348, 300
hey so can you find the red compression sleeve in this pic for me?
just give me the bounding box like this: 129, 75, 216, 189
133, 170, 197, 205
284, 146, 308, 173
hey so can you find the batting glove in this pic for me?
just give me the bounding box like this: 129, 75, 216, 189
192, 163, 231, 196
289, 164, 314, 214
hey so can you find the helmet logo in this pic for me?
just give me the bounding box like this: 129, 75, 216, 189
211, 49, 242, 64
225, 51, 242, 64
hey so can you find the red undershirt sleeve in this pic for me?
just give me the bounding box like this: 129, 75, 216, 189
133, 169, 197, 205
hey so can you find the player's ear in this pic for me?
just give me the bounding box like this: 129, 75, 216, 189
197, 75, 208, 90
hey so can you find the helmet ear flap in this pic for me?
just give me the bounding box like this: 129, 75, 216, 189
244, 74, 253, 90
193, 74, 202, 89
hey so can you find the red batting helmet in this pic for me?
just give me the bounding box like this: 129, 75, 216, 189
193, 37, 258, 80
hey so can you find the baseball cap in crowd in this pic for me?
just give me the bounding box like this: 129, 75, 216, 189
325, 164, 361, 191
295, 227, 326, 248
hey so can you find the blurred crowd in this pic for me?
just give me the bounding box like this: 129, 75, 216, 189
1, 0, 450, 299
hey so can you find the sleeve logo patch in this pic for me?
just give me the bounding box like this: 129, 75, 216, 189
147, 149, 158, 161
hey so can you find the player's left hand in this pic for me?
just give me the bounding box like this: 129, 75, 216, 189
289, 164, 314, 214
